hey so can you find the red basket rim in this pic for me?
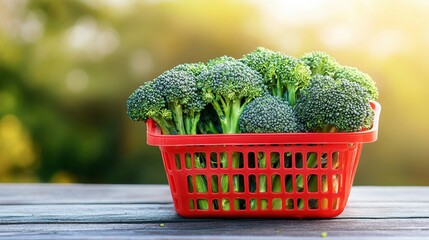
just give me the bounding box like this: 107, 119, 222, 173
146, 101, 380, 146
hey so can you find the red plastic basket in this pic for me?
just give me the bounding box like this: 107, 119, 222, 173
147, 101, 381, 218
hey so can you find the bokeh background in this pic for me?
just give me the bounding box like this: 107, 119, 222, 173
1, 0, 428, 185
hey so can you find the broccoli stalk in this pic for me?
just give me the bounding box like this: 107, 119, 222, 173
198, 59, 265, 210
197, 105, 221, 134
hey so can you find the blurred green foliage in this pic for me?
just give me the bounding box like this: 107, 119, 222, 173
1, 0, 428, 185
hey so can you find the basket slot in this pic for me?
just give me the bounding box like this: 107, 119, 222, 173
271, 174, 281, 193
270, 152, 281, 168
321, 175, 328, 193
233, 174, 245, 193
189, 199, 195, 210
297, 198, 305, 210
306, 152, 318, 168
256, 152, 267, 169
248, 175, 256, 193
307, 174, 318, 192
184, 153, 191, 169
247, 152, 256, 168
285, 198, 294, 209
285, 174, 293, 193
195, 152, 207, 169
187, 175, 193, 193
174, 154, 181, 170
296, 174, 304, 192
295, 153, 303, 168
207, 152, 216, 168
211, 175, 219, 193
333, 174, 341, 193
272, 198, 282, 210
308, 198, 318, 209
332, 197, 340, 210
233, 152, 244, 169
284, 152, 292, 168
219, 152, 228, 168
257, 174, 267, 193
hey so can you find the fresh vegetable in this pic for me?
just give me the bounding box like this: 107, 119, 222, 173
197, 58, 266, 210
295, 75, 373, 133
127, 63, 207, 135
127, 63, 210, 210
239, 94, 300, 134
127, 47, 378, 211
197, 58, 266, 134
294, 74, 374, 208
241, 47, 312, 106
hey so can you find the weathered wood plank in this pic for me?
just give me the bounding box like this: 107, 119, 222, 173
348, 186, 429, 202
0, 184, 172, 204
0, 219, 428, 240
0, 201, 428, 224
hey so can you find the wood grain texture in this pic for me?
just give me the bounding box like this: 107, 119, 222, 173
0, 184, 428, 240
0, 184, 172, 204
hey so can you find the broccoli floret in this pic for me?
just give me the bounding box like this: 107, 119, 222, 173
295, 75, 373, 133
301, 51, 339, 77
239, 94, 300, 133
241, 47, 311, 106
172, 62, 207, 76
240, 47, 274, 76
334, 65, 379, 100
207, 55, 236, 68
126, 81, 176, 134
197, 59, 266, 134
127, 64, 206, 135
150, 69, 205, 135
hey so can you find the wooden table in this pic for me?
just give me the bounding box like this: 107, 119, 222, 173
0, 184, 428, 239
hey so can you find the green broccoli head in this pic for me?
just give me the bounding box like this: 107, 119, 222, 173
273, 54, 311, 106
301, 51, 339, 77
169, 63, 208, 114
172, 62, 207, 77
153, 68, 206, 134
241, 47, 311, 106
127, 81, 167, 122
197, 59, 266, 133
126, 81, 176, 134
207, 55, 236, 68
127, 65, 207, 135
334, 66, 379, 100
295, 75, 373, 132
199, 60, 265, 104
240, 47, 275, 77
239, 94, 300, 133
